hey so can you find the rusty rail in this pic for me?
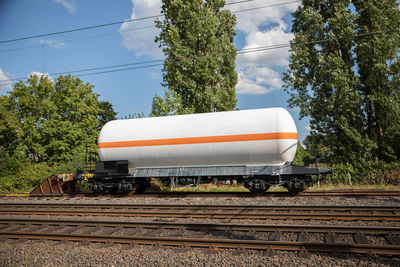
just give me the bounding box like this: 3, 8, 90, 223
1, 203, 399, 212
0, 204, 399, 221
2, 231, 399, 255
1, 217, 400, 234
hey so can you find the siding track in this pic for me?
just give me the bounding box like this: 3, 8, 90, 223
0, 203, 399, 221
1, 217, 400, 255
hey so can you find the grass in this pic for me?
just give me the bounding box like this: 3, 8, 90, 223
307, 183, 400, 191
169, 184, 249, 193
149, 179, 400, 193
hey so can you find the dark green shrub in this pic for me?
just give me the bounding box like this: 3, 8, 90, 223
322, 161, 400, 186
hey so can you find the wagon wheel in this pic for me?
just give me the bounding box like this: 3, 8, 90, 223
248, 185, 270, 194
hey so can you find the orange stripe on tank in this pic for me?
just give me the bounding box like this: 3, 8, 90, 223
98, 132, 298, 149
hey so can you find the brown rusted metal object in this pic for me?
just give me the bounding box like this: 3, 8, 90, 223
29, 174, 77, 197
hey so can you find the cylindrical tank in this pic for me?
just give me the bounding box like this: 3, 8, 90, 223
97, 108, 298, 169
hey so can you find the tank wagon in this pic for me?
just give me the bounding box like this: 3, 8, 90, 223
76, 108, 330, 194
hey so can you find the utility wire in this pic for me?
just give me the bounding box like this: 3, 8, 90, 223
1, 60, 163, 83
1, 42, 288, 84
49, 59, 163, 77
0, 15, 162, 45
0, 25, 156, 54
226, 0, 260, 5
0, 63, 164, 86
1, 28, 397, 86
231, 0, 299, 13
0, 0, 299, 45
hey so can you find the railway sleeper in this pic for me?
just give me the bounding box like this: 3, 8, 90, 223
297, 232, 309, 243
325, 233, 339, 244
354, 234, 370, 244
386, 235, 400, 245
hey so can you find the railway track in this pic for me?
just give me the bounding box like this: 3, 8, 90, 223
6, 189, 400, 198
0, 203, 399, 221
1, 217, 400, 255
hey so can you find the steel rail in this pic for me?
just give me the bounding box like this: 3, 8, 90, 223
1, 231, 400, 255
5, 189, 400, 198
93, 190, 400, 198
0, 208, 399, 220
1, 203, 399, 212
1, 217, 400, 234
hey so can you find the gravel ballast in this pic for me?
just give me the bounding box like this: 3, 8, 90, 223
1, 239, 400, 267
1, 195, 400, 206
0, 196, 399, 266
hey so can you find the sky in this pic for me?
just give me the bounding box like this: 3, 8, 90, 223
0, 0, 311, 142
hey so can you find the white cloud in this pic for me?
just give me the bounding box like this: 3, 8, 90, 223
238, 28, 293, 68
53, 0, 76, 14
229, 0, 300, 95
29, 72, 54, 83
236, 66, 282, 95
0, 68, 12, 94
228, 0, 298, 34
120, 0, 163, 59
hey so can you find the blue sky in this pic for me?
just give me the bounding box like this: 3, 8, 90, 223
0, 0, 310, 142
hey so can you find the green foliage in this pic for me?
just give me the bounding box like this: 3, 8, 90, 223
0, 161, 75, 193
152, 0, 238, 116
0, 150, 27, 177
0, 74, 116, 163
284, 0, 400, 164
292, 142, 312, 166
98, 101, 117, 128
121, 112, 146, 120
322, 161, 400, 186
151, 89, 193, 116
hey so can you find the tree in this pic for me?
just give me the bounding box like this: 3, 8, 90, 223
0, 74, 116, 162
121, 112, 145, 120
292, 142, 312, 166
354, 0, 400, 161
283, 0, 400, 164
98, 101, 117, 128
152, 0, 238, 116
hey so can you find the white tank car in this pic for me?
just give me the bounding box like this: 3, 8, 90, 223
97, 108, 298, 170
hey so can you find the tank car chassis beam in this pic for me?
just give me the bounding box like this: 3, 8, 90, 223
84, 160, 330, 194
132, 162, 330, 193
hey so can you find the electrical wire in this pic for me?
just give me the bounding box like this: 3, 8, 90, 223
0, 63, 164, 86
0, 0, 299, 45
1, 28, 397, 87
0, 15, 162, 45
0, 25, 156, 54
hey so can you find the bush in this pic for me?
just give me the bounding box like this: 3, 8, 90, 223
0, 150, 27, 177
322, 161, 400, 186
0, 158, 76, 193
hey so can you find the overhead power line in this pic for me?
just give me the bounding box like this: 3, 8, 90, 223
48, 59, 163, 77
0, 0, 300, 45
1, 28, 397, 87
0, 63, 164, 86
0, 25, 156, 54
0, 15, 162, 45
1, 28, 399, 86
231, 0, 299, 14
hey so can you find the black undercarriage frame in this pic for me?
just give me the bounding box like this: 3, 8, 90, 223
80, 161, 331, 194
